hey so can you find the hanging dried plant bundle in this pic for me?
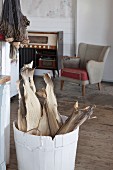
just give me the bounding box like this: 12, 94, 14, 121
0, 0, 30, 45
0, 0, 30, 60
5, 37, 14, 43
21, 69, 41, 131
12, 42, 20, 49
16, 80, 27, 132
10, 45, 18, 60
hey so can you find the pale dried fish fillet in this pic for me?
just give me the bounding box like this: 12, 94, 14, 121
16, 80, 27, 132
43, 73, 63, 137
45, 100, 60, 138
23, 83, 42, 131
38, 104, 50, 136
44, 73, 62, 125
22, 61, 33, 71
36, 88, 47, 98
17, 109, 27, 132
21, 63, 36, 93
28, 68, 36, 93
21, 68, 42, 131
27, 128, 40, 136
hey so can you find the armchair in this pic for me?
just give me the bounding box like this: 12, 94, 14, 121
60, 43, 110, 96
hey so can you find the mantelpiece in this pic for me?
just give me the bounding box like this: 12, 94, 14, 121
0, 42, 19, 97
0, 75, 10, 170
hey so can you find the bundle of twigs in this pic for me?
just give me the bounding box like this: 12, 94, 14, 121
16, 61, 96, 138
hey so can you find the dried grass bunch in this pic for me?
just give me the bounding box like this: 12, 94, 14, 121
16, 61, 96, 138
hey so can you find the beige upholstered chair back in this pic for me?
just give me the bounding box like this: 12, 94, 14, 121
78, 43, 110, 69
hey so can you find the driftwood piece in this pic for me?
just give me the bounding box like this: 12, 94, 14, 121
56, 105, 96, 136
21, 69, 42, 131
16, 80, 27, 132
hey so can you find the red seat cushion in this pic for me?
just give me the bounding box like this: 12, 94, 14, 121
61, 68, 89, 81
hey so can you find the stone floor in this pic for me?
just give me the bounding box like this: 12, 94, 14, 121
7, 76, 113, 170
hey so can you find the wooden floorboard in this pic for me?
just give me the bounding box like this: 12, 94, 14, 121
75, 107, 113, 170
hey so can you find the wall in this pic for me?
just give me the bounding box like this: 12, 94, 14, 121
20, 0, 76, 76
1, 1, 113, 80
76, 0, 113, 82
21, 0, 76, 56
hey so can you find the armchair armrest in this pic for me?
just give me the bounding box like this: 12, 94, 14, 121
62, 56, 80, 69
86, 60, 104, 84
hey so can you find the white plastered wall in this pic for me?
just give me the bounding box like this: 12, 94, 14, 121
76, 0, 113, 82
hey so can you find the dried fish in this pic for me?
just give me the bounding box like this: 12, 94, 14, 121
21, 69, 42, 131
44, 73, 62, 125
27, 128, 40, 136
44, 100, 60, 137
38, 103, 50, 136
56, 105, 96, 135
28, 68, 36, 93
21, 61, 36, 93
43, 73, 62, 137
17, 62, 96, 139
17, 109, 27, 132
22, 61, 33, 71
36, 88, 47, 99
27, 104, 50, 136
16, 80, 27, 132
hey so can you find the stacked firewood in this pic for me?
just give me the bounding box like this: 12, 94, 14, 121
16, 62, 96, 138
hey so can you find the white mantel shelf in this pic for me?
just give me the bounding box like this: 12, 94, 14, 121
0, 76, 10, 85
0, 75, 10, 170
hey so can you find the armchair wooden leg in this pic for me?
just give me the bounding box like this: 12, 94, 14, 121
61, 80, 64, 90
98, 82, 101, 91
82, 85, 85, 96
